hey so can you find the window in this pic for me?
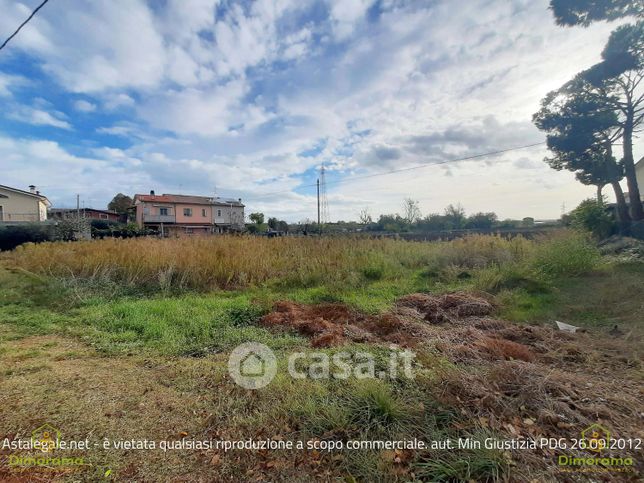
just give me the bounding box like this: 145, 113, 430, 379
185, 228, 193, 234
217, 209, 222, 217
99, 213, 109, 219
183, 208, 192, 217
160, 207, 168, 216
202, 208, 206, 217
0, 205, 3, 221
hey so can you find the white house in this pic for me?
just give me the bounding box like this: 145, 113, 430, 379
0, 185, 50, 223
636, 158, 644, 201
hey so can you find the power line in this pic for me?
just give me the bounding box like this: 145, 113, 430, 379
248, 141, 546, 200
23, 141, 547, 204
0, 0, 50, 52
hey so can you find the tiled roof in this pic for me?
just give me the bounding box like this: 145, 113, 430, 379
134, 193, 244, 206
50, 208, 119, 215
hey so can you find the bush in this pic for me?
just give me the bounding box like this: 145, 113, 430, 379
530, 231, 600, 278
569, 198, 615, 239
0, 224, 51, 251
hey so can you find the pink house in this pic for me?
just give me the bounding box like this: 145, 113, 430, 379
133, 192, 245, 235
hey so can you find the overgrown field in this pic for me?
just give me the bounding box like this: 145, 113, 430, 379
3, 230, 600, 293
0, 231, 642, 482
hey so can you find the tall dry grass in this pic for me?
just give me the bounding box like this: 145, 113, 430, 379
1, 231, 597, 292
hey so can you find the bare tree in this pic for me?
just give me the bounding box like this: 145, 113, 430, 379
402, 198, 421, 224
358, 208, 372, 224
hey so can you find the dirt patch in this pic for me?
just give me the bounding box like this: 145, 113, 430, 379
260, 292, 498, 348
260, 300, 432, 347
397, 291, 494, 323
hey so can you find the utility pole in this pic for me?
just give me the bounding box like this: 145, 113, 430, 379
317, 178, 320, 234
76, 194, 80, 219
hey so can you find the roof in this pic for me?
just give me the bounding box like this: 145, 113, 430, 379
134, 193, 244, 207
50, 208, 119, 215
213, 197, 245, 207
0, 184, 51, 206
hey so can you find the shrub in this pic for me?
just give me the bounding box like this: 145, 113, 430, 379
529, 231, 600, 278
0, 224, 51, 251
569, 198, 615, 239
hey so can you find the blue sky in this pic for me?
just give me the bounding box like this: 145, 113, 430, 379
0, 0, 640, 221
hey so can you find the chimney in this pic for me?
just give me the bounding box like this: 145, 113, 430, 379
150, 190, 155, 195
29, 185, 36, 193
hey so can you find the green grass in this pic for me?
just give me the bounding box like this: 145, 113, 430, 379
75, 295, 303, 355
1, 232, 640, 354
498, 261, 644, 332
414, 431, 509, 482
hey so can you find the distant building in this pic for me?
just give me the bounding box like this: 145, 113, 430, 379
0, 184, 50, 223
49, 208, 121, 222
133, 191, 245, 235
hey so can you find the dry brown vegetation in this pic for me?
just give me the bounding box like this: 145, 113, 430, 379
1, 231, 596, 292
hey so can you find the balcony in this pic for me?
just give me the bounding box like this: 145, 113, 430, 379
143, 214, 176, 223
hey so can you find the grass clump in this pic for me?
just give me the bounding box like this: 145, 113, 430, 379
415, 433, 509, 483
346, 379, 418, 434
529, 230, 600, 278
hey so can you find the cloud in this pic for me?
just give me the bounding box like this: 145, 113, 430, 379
73, 100, 96, 112
327, 0, 375, 40
138, 79, 272, 136
0, 0, 636, 221
97, 125, 135, 137
0, 73, 27, 97
7, 106, 72, 130
1, 0, 166, 93
0, 135, 149, 207
513, 157, 543, 169
103, 93, 135, 110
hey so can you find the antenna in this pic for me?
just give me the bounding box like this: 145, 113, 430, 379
319, 164, 330, 224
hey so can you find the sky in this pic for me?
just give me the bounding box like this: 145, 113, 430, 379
0, 0, 641, 222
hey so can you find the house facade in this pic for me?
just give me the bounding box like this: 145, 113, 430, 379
49, 208, 121, 222
0, 185, 50, 223
133, 192, 244, 235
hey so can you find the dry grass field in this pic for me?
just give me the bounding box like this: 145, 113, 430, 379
0, 231, 642, 482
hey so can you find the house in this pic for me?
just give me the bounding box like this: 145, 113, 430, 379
49, 208, 121, 222
133, 191, 245, 235
0, 184, 50, 223
636, 157, 644, 201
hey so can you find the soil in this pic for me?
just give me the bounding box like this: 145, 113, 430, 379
260, 292, 644, 480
